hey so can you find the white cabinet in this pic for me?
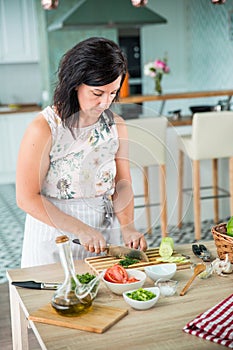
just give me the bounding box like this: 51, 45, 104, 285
0, 112, 38, 183
0, 0, 39, 63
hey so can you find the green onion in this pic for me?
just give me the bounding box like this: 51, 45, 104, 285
118, 257, 139, 267
126, 288, 156, 301
71, 272, 96, 290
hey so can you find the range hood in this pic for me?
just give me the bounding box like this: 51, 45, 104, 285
47, 0, 167, 31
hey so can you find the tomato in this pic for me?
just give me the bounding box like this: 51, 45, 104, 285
104, 265, 129, 284
104, 265, 140, 284
127, 276, 139, 283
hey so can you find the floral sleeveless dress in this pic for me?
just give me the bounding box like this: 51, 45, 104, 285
21, 106, 121, 268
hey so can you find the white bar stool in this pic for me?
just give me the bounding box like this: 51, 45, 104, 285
126, 117, 168, 237
177, 111, 233, 240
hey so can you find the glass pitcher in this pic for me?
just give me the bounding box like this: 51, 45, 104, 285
51, 235, 101, 316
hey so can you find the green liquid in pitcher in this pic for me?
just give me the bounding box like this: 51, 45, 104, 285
51, 291, 92, 316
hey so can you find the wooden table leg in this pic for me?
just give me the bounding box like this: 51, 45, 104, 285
212, 158, 219, 223
178, 150, 184, 228
160, 164, 167, 237
229, 157, 233, 215
143, 166, 152, 235
193, 160, 201, 241
8, 283, 29, 350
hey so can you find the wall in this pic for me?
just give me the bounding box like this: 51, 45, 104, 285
187, 0, 233, 92
0, 0, 42, 105
141, 0, 233, 116
0, 112, 39, 184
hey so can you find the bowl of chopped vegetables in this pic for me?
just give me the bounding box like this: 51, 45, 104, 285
123, 287, 160, 310
102, 265, 146, 295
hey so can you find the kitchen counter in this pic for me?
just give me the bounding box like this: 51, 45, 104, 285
0, 104, 41, 115
119, 89, 233, 116
119, 89, 233, 104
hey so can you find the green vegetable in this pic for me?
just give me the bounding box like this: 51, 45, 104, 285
226, 216, 233, 237
118, 256, 139, 267
126, 288, 156, 301
77, 272, 96, 284
71, 272, 96, 290
159, 237, 174, 258
157, 256, 189, 263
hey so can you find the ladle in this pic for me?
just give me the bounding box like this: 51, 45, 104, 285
180, 263, 206, 296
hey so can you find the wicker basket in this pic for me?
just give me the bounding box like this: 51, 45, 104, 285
211, 223, 233, 263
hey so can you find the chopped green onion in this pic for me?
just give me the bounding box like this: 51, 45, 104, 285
126, 288, 156, 301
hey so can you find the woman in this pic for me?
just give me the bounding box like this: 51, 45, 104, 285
16, 37, 147, 267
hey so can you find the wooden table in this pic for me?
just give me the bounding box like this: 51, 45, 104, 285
7, 241, 233, 350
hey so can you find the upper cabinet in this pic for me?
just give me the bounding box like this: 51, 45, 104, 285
0, 0, 39, 63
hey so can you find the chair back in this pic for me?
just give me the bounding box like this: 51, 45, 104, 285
125, 117, 167, 167
192, 111, 233, 159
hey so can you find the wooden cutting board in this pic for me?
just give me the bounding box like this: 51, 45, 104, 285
85, 247, 191, 275
29, 302, 128, 334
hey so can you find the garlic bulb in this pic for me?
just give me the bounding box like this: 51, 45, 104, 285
212, 254, 233, 276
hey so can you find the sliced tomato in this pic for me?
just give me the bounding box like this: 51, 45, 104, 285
127, 276, 139, 283
104, 264, 128, 283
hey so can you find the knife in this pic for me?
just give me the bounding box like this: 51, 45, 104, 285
72, 239, 149, 262
12, 280, 60, 290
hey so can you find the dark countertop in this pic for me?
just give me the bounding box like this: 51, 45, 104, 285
0, 103, 192, 127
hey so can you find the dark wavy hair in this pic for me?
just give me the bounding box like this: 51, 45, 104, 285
53, 37, 128, 130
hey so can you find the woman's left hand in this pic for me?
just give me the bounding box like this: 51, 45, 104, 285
121, 226, 147, 251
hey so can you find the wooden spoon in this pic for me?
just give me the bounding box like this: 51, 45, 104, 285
180, 263, 206, 296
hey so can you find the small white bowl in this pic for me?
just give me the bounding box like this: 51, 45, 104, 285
102, 269, 146, 295
123, 287, 160, 310
144, 263, 177, 281
155, 278, 179, 297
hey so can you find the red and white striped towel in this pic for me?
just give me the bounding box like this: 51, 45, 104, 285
183, 294, 233, 348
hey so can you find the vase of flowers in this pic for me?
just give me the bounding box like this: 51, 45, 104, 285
144, 58, 170, 95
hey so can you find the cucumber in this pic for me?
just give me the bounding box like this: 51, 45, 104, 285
159, 237, 174, 258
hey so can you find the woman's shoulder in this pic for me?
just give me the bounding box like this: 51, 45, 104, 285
40, 106, 61, 124
112, 113, 128, 139
26, 112, 51, 138
110, 112, 125, 127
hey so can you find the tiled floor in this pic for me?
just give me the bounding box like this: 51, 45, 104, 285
0, 184, 26, 283
0, 184, 226, 284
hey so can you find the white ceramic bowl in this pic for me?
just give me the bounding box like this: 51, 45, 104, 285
123, 287, 160, 310
102, 269, 146, 295
144, 263, 177, 281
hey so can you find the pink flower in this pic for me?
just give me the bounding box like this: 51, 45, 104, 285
164, 65, 170, 73
154, 60, 170, 73
154, 60, 166, 69
144, 58, 170, 78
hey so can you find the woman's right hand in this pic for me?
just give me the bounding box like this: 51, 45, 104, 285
77, 227, 107, 254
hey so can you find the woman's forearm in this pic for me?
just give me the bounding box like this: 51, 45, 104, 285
112, 179, 136, 230
113, 180, 147, 250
